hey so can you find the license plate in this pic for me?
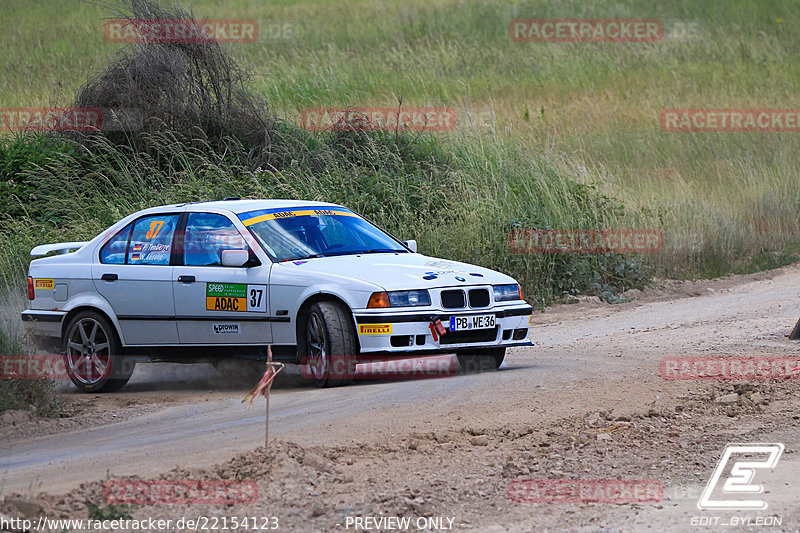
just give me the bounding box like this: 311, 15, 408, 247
449, 314, 496, 331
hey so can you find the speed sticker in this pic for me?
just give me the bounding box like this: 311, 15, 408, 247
206, 283, 266, 313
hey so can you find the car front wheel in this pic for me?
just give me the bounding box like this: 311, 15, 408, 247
63, 311, 133, 393
301, 301, 357, 387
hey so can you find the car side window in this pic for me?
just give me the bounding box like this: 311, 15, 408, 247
99, 223, 132, 264
127, 215, 179, 265
184, 213, 248, 267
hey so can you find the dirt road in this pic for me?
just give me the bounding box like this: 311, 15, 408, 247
2, 264, 800, 531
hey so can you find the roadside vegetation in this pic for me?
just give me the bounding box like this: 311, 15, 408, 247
0, 293, 60, 416
1, 0, 798, 412
0, 0, 645, 304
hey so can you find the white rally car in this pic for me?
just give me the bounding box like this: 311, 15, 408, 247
22, 199, 533, 392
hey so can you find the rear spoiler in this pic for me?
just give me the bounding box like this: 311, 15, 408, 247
30, 241, 89, 257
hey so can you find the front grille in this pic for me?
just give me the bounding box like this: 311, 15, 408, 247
440, 327, 498, 345
468, 288, 490, 307
441, 290, 466, 309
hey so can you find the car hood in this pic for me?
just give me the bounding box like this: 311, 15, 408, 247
275, 253, 516, 291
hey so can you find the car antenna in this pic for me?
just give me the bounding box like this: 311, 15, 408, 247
222, 197, 241, 201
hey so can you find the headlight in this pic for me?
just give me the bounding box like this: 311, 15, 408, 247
368, 290, 431, 308
388, 290, 431, 307
493, 284, 523, 302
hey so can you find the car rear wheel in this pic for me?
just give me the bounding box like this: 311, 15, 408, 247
457, 347, 505, 373
301, 301, 357, 387
63, 311, 133, 393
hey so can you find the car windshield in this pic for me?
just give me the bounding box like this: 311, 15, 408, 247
238, 207, 409, 261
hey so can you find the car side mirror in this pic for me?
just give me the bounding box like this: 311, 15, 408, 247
403, 240, 418, 253
221, 249, 249, 267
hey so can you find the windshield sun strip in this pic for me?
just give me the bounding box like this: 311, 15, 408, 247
239, 207, 359, 227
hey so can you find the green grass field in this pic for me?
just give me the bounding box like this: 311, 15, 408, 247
1, 0, 799, 284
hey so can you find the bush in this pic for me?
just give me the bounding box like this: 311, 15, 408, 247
74, 0, 271, 158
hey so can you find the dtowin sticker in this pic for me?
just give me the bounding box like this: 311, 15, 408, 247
212, 323, 241, 335
206, 283, 266, 312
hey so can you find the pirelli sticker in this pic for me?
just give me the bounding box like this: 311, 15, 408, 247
206, 283, 266, 313
359, 324, 392, 335
34, 279, 54, 290
240, 207, 361, 227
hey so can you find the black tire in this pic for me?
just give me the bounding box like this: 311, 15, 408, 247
62, 311, 133, 393
457, 347, 506, 373
300, 301, 357, 387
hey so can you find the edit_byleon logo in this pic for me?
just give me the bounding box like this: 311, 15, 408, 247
698, 443, 784, 510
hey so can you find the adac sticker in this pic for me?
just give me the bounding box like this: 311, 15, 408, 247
206, 283, 267, 313
34, 279, 54, 290
528, 314, 534, 326
359, 324, 392, 335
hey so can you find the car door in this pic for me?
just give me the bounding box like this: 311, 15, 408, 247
173, 212, 272, 345
92, 213, 181, 345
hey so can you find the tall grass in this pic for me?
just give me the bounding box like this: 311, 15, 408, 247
0, 125, 643, 307
2, 0, 798, 280
0, 292, 60, 415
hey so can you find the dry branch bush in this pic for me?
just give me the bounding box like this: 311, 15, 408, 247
74, 0, 272, 160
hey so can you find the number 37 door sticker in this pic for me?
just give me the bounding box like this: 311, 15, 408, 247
206, 283, 266, 313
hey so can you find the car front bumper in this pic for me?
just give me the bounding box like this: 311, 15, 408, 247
353, 305, 533, 355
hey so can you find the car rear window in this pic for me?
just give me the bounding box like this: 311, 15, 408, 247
99, 223, 132, 264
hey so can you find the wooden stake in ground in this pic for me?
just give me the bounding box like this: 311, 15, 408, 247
242, 345, 285, 445
790, 316, 800, 340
